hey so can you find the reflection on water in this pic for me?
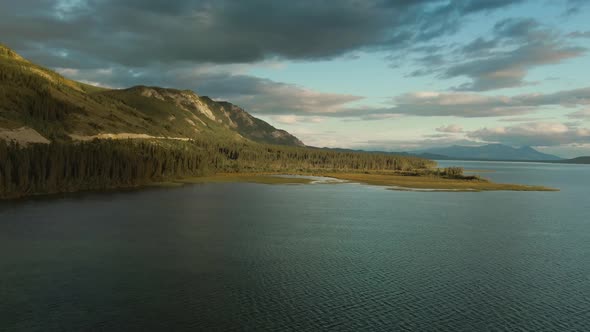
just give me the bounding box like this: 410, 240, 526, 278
1, 162, 589, 331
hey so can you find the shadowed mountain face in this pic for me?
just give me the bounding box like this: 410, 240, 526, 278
416, 144, 562, 161
0, 43, 303, 146
555, 156, 590, 164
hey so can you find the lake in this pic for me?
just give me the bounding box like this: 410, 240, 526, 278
1, 161, 589, 331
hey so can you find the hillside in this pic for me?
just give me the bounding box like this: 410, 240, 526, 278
416, 144, 561, 161
0, 43, 443, 199
0, 43, 303, 146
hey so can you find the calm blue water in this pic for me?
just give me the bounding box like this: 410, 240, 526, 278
1, 161, 589, 331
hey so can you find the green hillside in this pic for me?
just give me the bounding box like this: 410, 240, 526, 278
0, 43, 302, 146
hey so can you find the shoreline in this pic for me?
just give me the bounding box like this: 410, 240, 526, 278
313, 172, 558, 192
0, 171, 559, 201
171, 171, 558, 192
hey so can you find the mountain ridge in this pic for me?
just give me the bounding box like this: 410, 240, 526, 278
552, 156, 590, 164
414, 144, 561, 161
316, 144, 565, 162
0, 43, 303, 147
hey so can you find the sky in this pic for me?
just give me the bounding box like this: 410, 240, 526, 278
2, 0, 590, 157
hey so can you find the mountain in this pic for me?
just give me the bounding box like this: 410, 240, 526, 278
314, 146, 451, 160
415, 144, 562, 161
0, 43, 303, 147
0, 43, 439, 199
553, 156, 590, 164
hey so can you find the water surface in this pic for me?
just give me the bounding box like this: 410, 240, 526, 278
1, 161, 589, 331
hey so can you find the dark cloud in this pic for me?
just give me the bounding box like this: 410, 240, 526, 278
447, 43, 583, 91
0, 0, 524, 68
4, 0, 574, 104
493, 17, 539, 39
568, 31, 590, 38
564, 0, 589, 16
461, 0, 523, 12
461, 38, 499, 56
449, 18, 584, 90
410, 17, 586, 91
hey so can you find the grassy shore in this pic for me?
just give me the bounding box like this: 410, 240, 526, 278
2, 171, 557, 200
155, 171, 558, 192
317, 172, 558, 192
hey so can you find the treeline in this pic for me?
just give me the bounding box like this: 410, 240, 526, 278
0, 140, 206, 198
0, 138, 435, 198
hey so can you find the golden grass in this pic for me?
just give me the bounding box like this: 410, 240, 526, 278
147, 171, 558, 192
317, 172, 558, 192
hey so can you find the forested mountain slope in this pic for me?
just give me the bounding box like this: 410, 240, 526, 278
0, 43, 439, 199
0, 43, 303, 146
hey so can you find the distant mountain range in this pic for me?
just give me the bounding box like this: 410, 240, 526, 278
552, 156, 590, 164
412, 144, 562, 161
319, 144, 590, 164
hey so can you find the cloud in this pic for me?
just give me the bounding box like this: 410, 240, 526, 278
567, 109, 590, 119
56, 64, 363, 116
0, 0, 523, 68
314, 123, 590, 152
385, 88, 590, 117
564, 0, 590, 16
436, 124, 464, 133
204, 78, 363, 116
4, 1, 587, 123
467, 122, 590, 146
568, 31, 590, 38
409, 17, 586, 91
448, 18, 584, 90
269, 115, 326, 125
498, 116, 555, 122
43, 61, 590, 120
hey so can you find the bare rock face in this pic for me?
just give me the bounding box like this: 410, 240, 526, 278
120, 86, 304, 146
201, 98, 305, 147
138, 87, 166, 101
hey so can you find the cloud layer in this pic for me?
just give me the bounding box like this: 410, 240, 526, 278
410, 17, 586, 91
3, 0, 590, 154
1, 0, 525, 67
